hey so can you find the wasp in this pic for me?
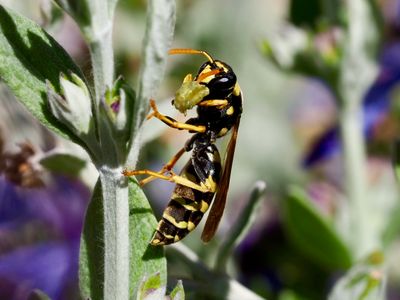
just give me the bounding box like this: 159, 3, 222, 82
123, 49, 242, 245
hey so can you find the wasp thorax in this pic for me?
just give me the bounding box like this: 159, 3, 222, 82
174, 81, 209, 114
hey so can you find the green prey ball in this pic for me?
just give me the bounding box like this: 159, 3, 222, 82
174, 81, 209, 114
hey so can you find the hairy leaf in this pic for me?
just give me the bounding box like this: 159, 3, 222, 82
128, 179, 166, 297
40, 152, 86, 177
169, 280, 185, 300
328, 251, 385, 300
0, 5, 85, 142
79, 179, 104, 300
136, 272, 165, 300
283, 186, 352, 269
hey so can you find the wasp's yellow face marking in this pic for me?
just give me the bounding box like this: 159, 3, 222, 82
215, 61, 229, 72
197, 65, 215, 84
197, 62, 229, 84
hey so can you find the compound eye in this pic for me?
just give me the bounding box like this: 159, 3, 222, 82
208, 72, 236, 91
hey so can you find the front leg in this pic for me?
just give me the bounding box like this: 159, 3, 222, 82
147, 99, 206, 133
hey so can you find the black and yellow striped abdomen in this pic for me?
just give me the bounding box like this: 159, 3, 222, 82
151, 144, 221, 246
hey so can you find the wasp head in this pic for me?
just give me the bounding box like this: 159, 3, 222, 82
195, 60, 237, 97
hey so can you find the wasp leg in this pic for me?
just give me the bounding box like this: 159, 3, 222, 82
138, 147, 186, 186
147, 99, 206, 133
122, 169, 214, 193
122, 169, 171, 182
198, 99, 228, 107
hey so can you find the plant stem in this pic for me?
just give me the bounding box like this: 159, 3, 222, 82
339, 105, 369, 258
99, 166, 130, 300
86, 10, 126, 299
215, 181, 266, 272
337, 0, 378, 259
87, 23, 114, 104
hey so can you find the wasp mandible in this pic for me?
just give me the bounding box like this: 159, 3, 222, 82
123, 49, 243, 245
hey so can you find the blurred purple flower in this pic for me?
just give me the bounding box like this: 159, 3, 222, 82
303, 43, 400, 167
0, 176, 90, 300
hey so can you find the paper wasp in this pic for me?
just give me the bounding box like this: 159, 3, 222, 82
123, 49, 242, 245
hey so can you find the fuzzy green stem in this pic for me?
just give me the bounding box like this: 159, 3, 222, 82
215, 181, 266, 272
337, 0, 378, 259
87, 25, 114, 104
99, 166, 130, 300
339, 105, 369, 258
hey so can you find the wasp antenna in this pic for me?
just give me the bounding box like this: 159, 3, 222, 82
169, 48, 215, 63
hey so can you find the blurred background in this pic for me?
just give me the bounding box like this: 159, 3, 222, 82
0, 0, 400, 299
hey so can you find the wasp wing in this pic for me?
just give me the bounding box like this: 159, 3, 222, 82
201, 118, 241, 242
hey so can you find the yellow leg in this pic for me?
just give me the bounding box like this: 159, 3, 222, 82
138, 148, 186, 186
147, 99, 206, 133
122, 169, 213, 193
122, 169, 171, 181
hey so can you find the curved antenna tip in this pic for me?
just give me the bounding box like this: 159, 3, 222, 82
169, 48, 215, 63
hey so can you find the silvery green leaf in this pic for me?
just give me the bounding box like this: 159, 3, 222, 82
47, 73, 98, 153
56, 0, 119, 102
215, 181, 266, 272
328, 251, 386, 300
101, 76, 135, 160
263, 26, 342, 82
168, 244, 264, 300
40, 1, 64, 27
0, 5, 84, 142
53, 0, 91, 27
169, 280, 185, 300
283, 186, 352, 269
113, 80, 135, 134
136, 273, 166, 300
40, 152, 86, 177
263, 25, 309, 70
128, 179, 166, 297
